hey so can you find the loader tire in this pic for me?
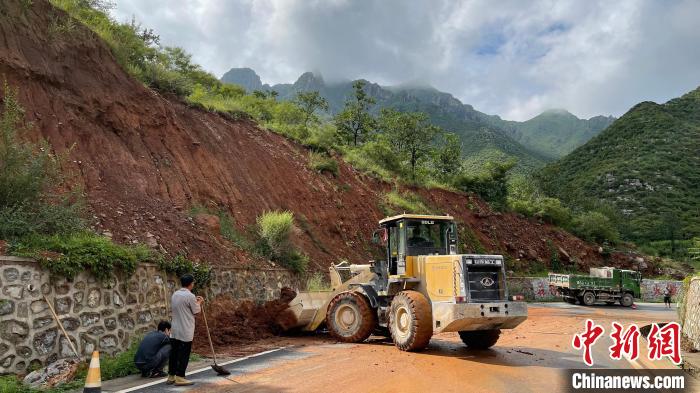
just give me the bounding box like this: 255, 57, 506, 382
459, 329, 501, 349
326, 291, 376, 343
389, 291, 433, 351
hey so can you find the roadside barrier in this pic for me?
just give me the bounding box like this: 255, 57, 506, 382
83, 351, 101, 393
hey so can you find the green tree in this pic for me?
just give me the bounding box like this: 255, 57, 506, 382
334, 80, 376, 146
432, 132, 462, 182
378, 108, 440, 181
454, 160, 516, 210
572, 211, 620, 244
293, 91, 328, 132
253, 90, 278, 100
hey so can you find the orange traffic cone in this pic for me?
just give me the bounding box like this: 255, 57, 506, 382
83, 351, 101, 393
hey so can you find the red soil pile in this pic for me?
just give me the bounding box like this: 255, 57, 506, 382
193, 288, 297, 352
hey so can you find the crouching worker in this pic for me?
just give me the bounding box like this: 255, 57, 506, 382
134, 321, 172, 378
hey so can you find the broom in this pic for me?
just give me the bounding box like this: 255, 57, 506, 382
201, 303, 231, 375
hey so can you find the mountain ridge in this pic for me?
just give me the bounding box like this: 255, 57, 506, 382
539, 86, 700, 240
221, 68, 615, 166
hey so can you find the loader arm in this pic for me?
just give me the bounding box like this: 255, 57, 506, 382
284, 264, 377, 331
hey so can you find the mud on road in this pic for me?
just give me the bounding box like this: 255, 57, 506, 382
167, 303, 680, 393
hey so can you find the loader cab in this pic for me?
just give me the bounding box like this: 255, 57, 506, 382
375, 214, 458, 276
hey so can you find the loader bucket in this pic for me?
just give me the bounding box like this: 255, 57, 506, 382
277, 291, 334, 331
277, 262, 378, 332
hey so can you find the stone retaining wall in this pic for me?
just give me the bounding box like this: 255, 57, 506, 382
0, 257, 296, 375
682, 277, 700, 351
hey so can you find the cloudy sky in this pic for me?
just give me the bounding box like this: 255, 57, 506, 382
111, 0, 700, 121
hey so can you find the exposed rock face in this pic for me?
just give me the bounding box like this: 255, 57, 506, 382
220, 67, 264, 92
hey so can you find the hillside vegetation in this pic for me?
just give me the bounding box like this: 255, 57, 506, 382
496, 109, 615, 159
1, 0, 686, 282
222, 68, 612, 172
539, 87, 700, 242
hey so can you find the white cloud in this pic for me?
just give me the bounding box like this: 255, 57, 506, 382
111, 0, 700, 120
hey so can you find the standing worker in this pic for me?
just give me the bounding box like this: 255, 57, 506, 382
168, 274, 204, 386
663, 285, 672, 309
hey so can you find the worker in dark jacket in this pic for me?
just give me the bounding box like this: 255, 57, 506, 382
134, 321, 172, 378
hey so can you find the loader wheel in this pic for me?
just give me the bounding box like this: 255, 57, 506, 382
582, 291, 596, 306
459, 329, 501, 349
326, 291, 376, 343
389, 291, 433, 351
620, 293, 634, 307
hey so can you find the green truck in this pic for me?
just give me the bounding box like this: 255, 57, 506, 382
548, 267, 642, 307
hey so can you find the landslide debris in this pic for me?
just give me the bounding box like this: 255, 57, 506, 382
193, 288, 297, 352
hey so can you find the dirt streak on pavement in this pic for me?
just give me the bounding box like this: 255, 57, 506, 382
186, 303, 679, 393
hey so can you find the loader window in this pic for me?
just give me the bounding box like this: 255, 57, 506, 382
405, 220, 449, 256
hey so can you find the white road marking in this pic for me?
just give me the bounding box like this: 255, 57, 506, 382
115, 346, 290, 393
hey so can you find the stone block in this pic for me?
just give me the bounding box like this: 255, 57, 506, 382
30, 299, 48, 314
80, 334, 96, 355
3, 284, 24, 299
1, 320, 29, 344
136, 310, 152, 324
17, 302, 28, 318
32, 329, 58, 355
79, 312, 100, 327
87, 289, 101, 308
99, 335, 117, 350
16, 345, 32, 357
118, 313, 135, 330
73, 291, 84, 304
54, 283, 70, 295
104, 318, 117, 331
33, 316, 54, 329
1, 354, 15, 368
54, 297, 71, 315
0, 299, 14, 316
60, 317, 80, 332
3, 267, 19, 282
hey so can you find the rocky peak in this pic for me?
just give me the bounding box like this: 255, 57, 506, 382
220, 67, 263, 92
293, 72, 325, 91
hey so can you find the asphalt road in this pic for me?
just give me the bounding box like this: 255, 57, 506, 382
120, 302, 682, 393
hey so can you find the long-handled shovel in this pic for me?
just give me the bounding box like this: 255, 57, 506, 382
28, 284, 80, 359
201, 303, 230, 375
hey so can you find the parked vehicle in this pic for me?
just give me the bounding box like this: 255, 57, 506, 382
548, 267, 642, 307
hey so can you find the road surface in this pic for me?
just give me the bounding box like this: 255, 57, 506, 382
121, 302, 681, 393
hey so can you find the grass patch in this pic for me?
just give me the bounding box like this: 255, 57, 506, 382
9, 232, 151, 281
308, 152, 339, 176
256, 211, 308, 273
157, 255, 212, 294
189, 205, 253, 251
380, 191, 432, 216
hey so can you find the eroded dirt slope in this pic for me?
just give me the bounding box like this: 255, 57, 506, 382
0, 0, 643, 273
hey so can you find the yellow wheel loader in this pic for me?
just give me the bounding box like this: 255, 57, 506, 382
281, 214, 528, 351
